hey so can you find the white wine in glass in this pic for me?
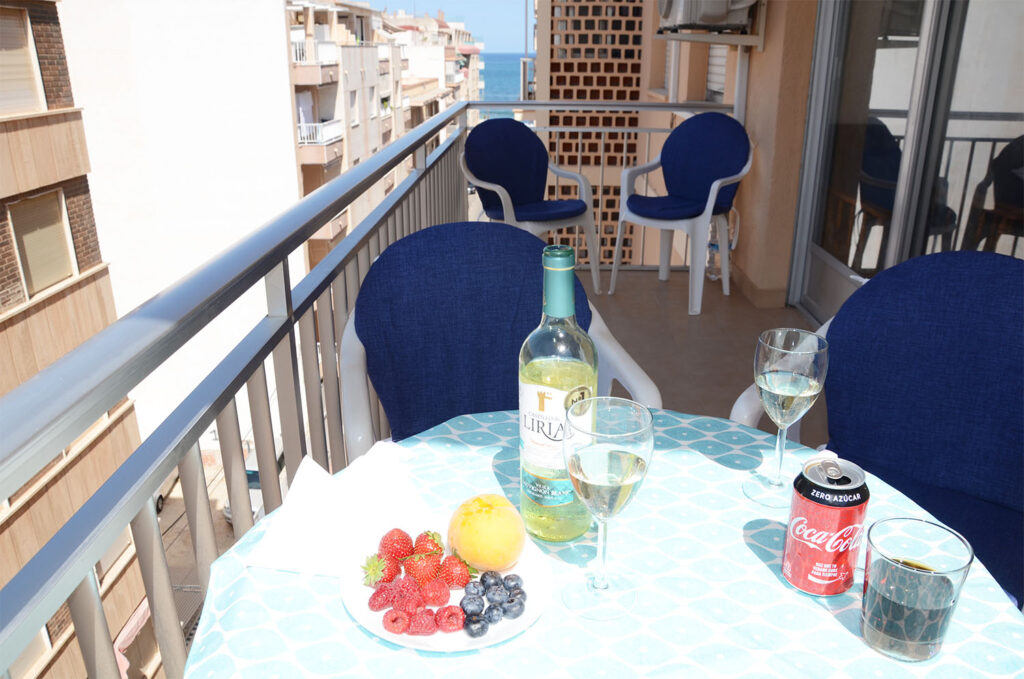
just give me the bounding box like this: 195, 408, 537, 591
562, 397, 654, 620
742, 328, 828, 508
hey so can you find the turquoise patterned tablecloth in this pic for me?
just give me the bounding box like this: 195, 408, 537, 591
185, 411, 1024, 678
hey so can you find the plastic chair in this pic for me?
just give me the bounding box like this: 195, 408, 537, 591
460, 118, 602, 293
610, 112, 752, 315
961, 135, 1023, 253
852, 118, 958, 272
340, 221, 662, 461
731, 251, 1024, 606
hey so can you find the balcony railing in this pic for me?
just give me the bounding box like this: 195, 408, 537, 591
0, 101, 727, 678
297, 120, 344, 145
290, 40, 339, 65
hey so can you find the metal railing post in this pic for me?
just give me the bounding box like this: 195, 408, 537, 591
67, 573, 119, 679
130, 499, 187, 679
245, 364, 283, 512
266, 262, 307, 483
178, 443, 218, 592
217, 399, 254, 538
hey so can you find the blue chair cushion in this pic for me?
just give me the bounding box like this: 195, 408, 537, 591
483, 199, 588, 223
825, 250, 1024, 604
465, 119, 550, 217
659, 112, 749, 212
625, 194, 732, 221
355, 221, 592, 442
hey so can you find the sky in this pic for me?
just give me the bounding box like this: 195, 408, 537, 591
378, 0, 536, 54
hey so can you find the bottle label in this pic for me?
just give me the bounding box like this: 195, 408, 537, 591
519, 382, 592, 469
521, 468, 576, 508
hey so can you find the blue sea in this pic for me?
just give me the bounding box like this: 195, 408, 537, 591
479, 52, 535, 119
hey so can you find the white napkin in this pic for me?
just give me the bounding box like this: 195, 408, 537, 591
244, 442, 443, 578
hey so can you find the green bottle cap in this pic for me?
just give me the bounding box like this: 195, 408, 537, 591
542, 245, 575, 318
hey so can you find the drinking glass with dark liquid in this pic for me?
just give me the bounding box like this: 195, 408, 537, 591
861, 518, 973, 662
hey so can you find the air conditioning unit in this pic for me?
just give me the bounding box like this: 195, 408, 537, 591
659, 0, 759, 31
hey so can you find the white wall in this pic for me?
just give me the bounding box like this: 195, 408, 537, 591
59, 0, 303, 442
403, 45, 446, 85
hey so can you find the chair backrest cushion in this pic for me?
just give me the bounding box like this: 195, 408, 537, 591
859, 116, 902, 212
355, 221, 592, 441
660, 112, 749, 212
825, 251, 1023, 601
464, 119, 550, 215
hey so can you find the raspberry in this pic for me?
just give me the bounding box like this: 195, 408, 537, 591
393, 575, 421, 598
382, 609, 410, 634
407, 609, 438, 636
421, 579, 450, 607
435, 605, 466, 633
368, 584, 396, 611
393, 590, 425, 615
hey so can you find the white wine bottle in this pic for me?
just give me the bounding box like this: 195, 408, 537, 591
519, 245, 596, 542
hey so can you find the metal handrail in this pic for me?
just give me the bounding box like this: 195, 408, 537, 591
0, 100, 725, 674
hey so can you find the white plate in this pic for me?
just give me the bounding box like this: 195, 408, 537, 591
339, 538, 552, 651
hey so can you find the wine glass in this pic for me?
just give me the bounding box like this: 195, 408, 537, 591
562, 396, 654, 620
742, 328, 828, 508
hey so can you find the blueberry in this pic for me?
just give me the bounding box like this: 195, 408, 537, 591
465, 581, 485, 597
485, 585, 508, 604
460, 594, 485, 616
501, 596, 525, 619
509, 587, 527, 602
480, 571, 502, 589
483, 604, 504, 624
503, 574, 523, 591
464, 614, 488, 638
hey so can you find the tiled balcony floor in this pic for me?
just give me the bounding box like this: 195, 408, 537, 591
582, 268, 830, 449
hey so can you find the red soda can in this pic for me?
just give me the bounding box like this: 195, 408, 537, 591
782, 454, 869, 595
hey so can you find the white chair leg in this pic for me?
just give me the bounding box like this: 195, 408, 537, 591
688, 224, 708, 315
659, 230, 672, 281
716, 214, 730, 296
609, 218, 626, 295
582, 212, 602, 294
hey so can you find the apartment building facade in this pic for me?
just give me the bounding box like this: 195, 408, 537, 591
0, 2, 159, 677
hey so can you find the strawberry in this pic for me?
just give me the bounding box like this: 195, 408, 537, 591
382, 609, 410, 634
413, 530, 443, 555
434, 605, 465, 633
368, 585, 395, 611
439, 554, 472, 589
404, 551, 442, 587
379, 528, 414, 561
407, 609, 438, 636
421, 578, 450, 607
361, 553, 401, 587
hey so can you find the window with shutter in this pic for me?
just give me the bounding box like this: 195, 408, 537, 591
8, 191, 75, 297
706, 44, 728, 103
0, 8, 46, 116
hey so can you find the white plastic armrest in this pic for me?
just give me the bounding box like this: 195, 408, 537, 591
620, 156, 662, 198
588, 304, 663, 409
548, 163, 594, 205
460, 152, 518, 223
340, 312, 377, 462
701, 146, 754, 219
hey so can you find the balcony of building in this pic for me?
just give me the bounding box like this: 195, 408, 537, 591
0, 85, 1021, 677
289, 39, 340, 86
295, 120, 344, 165
0, 109, 91, 197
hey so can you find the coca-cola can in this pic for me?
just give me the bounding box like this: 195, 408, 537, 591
782, 454, 869, 595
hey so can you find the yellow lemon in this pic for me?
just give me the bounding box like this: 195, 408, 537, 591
448, 494, 526, 571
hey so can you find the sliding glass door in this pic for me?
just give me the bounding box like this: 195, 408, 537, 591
791, 0, 1023, 322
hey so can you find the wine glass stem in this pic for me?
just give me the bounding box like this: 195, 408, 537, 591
771, 425, 788, 486
592, 519, 609, 590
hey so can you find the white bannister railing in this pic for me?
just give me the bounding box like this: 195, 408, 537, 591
291, 40, 339, 65
297, 119, 344, 145
0, 102, 723, 678
291, 40, 306, 63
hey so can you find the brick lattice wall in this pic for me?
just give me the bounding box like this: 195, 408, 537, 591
0, 177, 101, 311
9, 0, 75, 109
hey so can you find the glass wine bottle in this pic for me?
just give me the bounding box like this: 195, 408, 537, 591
518, 245, 596, 542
